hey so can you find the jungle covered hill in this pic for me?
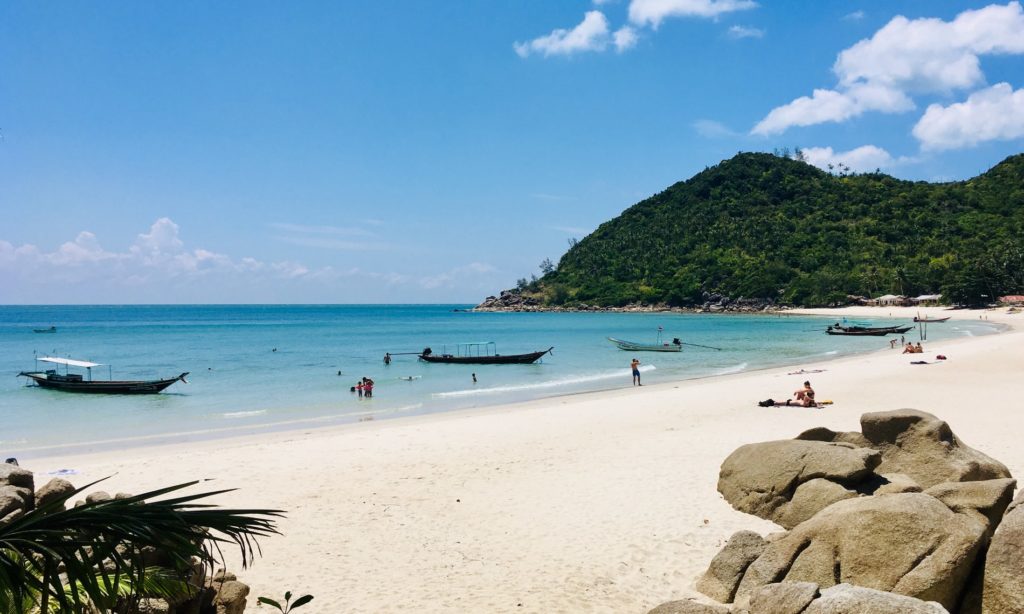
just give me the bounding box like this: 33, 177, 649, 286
518, 152, 1024, 308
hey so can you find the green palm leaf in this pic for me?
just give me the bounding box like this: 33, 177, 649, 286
0, 477, 283, 614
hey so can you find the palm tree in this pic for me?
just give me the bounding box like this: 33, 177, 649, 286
0, 478, 283, 613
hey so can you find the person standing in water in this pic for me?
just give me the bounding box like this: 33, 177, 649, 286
383, 353, 391, 365
472, 373, 477, 384
631, 358, 641, 386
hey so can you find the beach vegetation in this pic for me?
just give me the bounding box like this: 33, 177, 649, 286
257, 590, 314, 612
527, 152, 1024, 307
0, 478, 282, 614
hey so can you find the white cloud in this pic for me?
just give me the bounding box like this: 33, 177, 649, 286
913, 82, 1024, 150
693, 119, 739, 138
843, 10, 865, 22
1, 218, 323, 285
419, 262, 497, 290
727, 25, 763, 39
270, 221, 387, 250
549, 225, 592, 235
274, 235, 389, 250
613, 26, 639, 52
1, 220, 508, 302
268, 222, 374, 237
514, 11, 612, 58
628, 0, 757, 28
753, 2, 1024, 135
800, 145, 899, 173
753, 85, 913, 135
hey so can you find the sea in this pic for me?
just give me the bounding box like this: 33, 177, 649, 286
0, 305, 1002, 458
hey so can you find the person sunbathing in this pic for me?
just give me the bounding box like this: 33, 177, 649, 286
902, 343, 915, 354
794, 381, 816, 407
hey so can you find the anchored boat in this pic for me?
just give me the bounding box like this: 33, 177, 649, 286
418, 342, 552, 365
607, 336, 682, 352
18, 356, 188, 394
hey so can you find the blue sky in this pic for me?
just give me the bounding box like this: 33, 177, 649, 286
2, 1, 1023, 303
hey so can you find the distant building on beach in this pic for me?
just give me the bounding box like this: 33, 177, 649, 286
999, 295, 1024, 306
868, 294, 907, 307
911, 294, 942, 306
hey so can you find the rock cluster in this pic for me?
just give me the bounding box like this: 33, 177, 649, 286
648, 410, 1022, 614
473, 289, 780, 313
0, 463, 252, 614
474, 289, 542, 311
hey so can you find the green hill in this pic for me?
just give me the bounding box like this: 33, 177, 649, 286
525, 152, 1024, 308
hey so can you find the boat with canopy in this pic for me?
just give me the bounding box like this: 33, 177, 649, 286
418, 342, 552, 365
18, 356, 188, 394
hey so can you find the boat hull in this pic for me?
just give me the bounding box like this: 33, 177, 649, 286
826, 330, 890, 336
607, 337, 682, 352
418, 348, 552, 364
914, 317, 950, 323
19, 372, 188, 394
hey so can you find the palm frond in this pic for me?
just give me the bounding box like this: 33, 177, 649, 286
0, 478, 283, 614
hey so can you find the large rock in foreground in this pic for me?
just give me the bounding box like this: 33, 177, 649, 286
735, 493, 986, 610
743, 582, 949, 614
717, 440, 880, 528
982, 489, 1024, 614
695, 531, 766, 603
860, 410, 1011, 488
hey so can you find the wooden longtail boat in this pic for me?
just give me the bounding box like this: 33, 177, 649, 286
607, 337, 682, 352
826, 324, 914, 336
825, 328, 891, 336
418, 342, 552, 365
33, 326, 57, 333
18, 356, 188, 394
913, 316, 950, 323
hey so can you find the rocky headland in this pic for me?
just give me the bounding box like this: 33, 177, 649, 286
648, 409, 1023, 614
473, 289, 780, 313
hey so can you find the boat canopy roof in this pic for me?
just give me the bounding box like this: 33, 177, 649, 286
39, 357, 102, 368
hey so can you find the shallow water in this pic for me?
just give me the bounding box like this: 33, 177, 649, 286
0, 305, 999, 455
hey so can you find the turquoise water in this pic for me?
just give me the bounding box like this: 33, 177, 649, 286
0, 305, 1000, 456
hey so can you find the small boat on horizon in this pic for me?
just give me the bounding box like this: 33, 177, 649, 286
33, 326, 57, 333
18, 356, 188, 394
418, 342, 552, 365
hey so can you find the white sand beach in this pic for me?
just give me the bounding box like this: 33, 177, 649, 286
24, 307, 1024, 613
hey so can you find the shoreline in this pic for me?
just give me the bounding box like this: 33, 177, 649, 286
11, 308, 1000, 460
20, 305, 1022, 612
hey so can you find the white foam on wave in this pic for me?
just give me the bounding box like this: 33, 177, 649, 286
222, 410, 268, 419
344, 403, 424, 418
713, 362, 748, 376
433, 364, 657, 398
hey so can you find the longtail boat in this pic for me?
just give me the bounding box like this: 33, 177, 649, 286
607, 336, 682, 352
418, 342, 552, 365
33, 326, 57, 333
18, 356, 188, 394
913, 316, 950, 323
826, 324, 913, 336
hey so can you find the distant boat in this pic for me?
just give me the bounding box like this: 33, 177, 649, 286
18, 356, 188, 394
418, 342, 552, 365
607, 337, 682, 352
826, 324, 913, 336
33, 326, 57, 333
913, 316, 950, 323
